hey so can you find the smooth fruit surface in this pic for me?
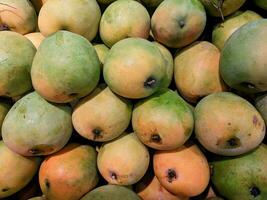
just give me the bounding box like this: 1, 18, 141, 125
31, 31, 100, 103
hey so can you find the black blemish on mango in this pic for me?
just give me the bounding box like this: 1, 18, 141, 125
29, 144, 54, 155
150, 134, 162, 144
226, 137, 241, 148
167, 168, 177, 183
178, 20, 185, 28
0, 24, 9, 31
110, 171, 117, 180
45, 178, 50, 189
1, 187, 9, 192
92, 128, 103, 140
144, 76, 157, 89
250, 186, 261, 198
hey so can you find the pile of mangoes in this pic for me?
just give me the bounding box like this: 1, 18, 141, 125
0, 0, 267, 200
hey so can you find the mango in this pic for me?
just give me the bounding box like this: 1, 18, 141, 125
151, 0, 206, 48
0, 0, 37, 34
0, 31, 36, 97
212, 10, 262, 50
135, 174, 189, 200
132, 89, 194, 150
97, 133, 150, 185
0, 141, 41, 198
104, 38, 168, 99
174, 41, 227, 103
38, 0, 101, 41
200, 0, 246, 17
254, 0, 267, 10
2, 92, 72, 156
72, 86, 132, 142
100, 0, 150, 47
81, 185, 141, 200
153, 143, 210, 197
31, 30, 100, 103
220, 19, 267, 93
195, 92, 265, 156
39, 143, 99, 200
211, 144, 267, 200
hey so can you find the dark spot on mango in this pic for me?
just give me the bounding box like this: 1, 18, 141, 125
29, 148, 42, 155
110, 171, 117, 180
45, 178, 50, 189
178, 20, 185, 28
92, 128, 103, 140
217, 136, 241, 149
0, 24, 9, 31
227, 122, 231, 126
150, 134, 162, 143
29, 145, 54, 155
226, 137, 241, 148
144, 76, 157, 89
240, 82, 256, 89
167, 168, 177, 183
69, 93, 79, 97
250, 186, 260, 197
1, 187, 9, 192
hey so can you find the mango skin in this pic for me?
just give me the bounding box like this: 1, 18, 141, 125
0, 101, 11, 138
0, 141, 41, 198
31, 30, 100, 103
39, 143, 99, 200
220, 19, 267, 93
152, 42, 174, 88
255, 93, 267, 125
104, 38, 167, 99
81, 185, 141, 200
151, 0, 206, 48
195, 92, 265, 156
254, 0, 267, 10
97, 133, 150, 185
200, 0, 246, 17
0, 31, 36, 97
211, 144, 267, 200
135, 175, 189, 200
38, 0, 101, 41
132, 89, 194, 150
25, 32, 45, 49
212, 10, 262, 50
100, 0, 150, 47
153, 143, 210, 197
2, 92, 73, 156
174, 41, 227, 103
72, 86, 132, 142
93, 44, 109, 70
0, 0, 37, 34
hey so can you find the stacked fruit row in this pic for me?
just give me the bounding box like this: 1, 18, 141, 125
0, 0, 267, 200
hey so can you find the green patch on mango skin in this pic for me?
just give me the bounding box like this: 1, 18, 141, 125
31, 30, 100, 103
80, 185, 141, 200
220, 19, 267, 94
0, 31, 36, 97
135, 88, 193, 122
1, 92, 73, 156
211, 144, 267, 200
132, 89, 194, 150
0, 101, 11, 138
